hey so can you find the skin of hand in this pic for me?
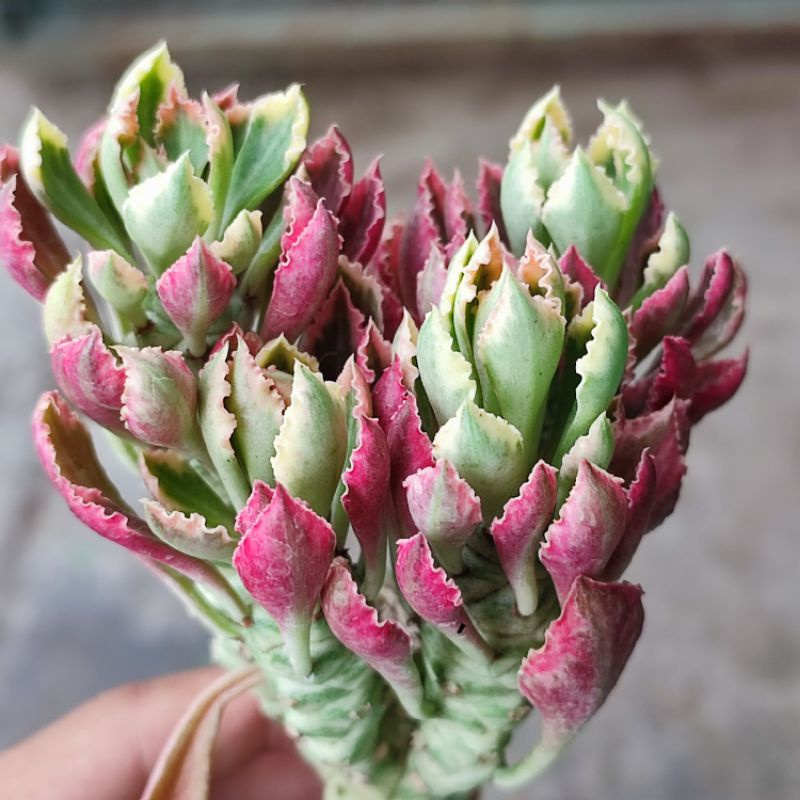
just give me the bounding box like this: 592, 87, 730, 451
0, 667, 322, 800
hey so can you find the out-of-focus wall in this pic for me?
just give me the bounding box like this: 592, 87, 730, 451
0, 5, 798, 799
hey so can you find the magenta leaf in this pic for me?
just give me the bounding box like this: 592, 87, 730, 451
341, 413, 391, 599
322, 557, 425, 718
601, 449, 656, 581
404, 459, 483, 574
0, 147, 69, 300
156, 237, 236, 356
611, 398, 690, 529
689, 350, 749, 423
262, 178, 340, 342
339, 157, 386, 266
302, 125, 354, 216
517, 576, 644, 752
32, 391, 233, 593
373, 359, 435, 538
118, 346, 201, 453
476, 158, 506, 242
232, 484, 335, 675
540, 461, 627, 603
395, 533, 491, 660
682, 249, 739, 346
629, 265, 690, 361
50, 325, 125, 430
490, 460, 558, 616
558, 246, 603, 310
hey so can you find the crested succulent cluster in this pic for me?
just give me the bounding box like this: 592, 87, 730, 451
1, 44, 747, 799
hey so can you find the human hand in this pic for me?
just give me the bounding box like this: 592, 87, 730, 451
0, 667, 322, 800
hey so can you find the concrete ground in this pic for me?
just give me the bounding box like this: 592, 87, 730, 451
0, 29, 798, 800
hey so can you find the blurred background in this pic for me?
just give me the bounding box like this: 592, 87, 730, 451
1, 2, 798, 799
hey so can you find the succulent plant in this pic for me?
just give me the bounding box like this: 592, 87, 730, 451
2, 46, 746, 800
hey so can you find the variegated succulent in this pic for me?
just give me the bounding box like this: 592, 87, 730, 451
2, 45, 746, 800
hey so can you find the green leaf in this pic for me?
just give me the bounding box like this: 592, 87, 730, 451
109, 41, 185, 146
43, 257, 94, 345
198, 345, 251, 510
122, 152, 212, 275
433, 400, 528, 522
501, 146, 547, 256
210, 210, 262, 275
587, 100, 654, 288
417, 306, 477, 426
473, 266, 565, 460
271, 362, 347, 517
239, 201, 284, 298
20, 110, 134, 259
555, 412, 614, 507
228, 341, 284, 487
630, 212, 690, 310
203, 94, 234, 242
552, 288, 628, 466
140, 449, 236, 530
219, 84, 309, 231
541, 147, 627, 283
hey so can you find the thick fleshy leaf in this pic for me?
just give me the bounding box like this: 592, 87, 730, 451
341, 414, 391, 599
198, 344, 250, 509
202, 92, 234, 241
155, 88, 208, 174
398, 162, 449, 312
490, 460, 558, 616
644, 336, 699, 411
373, 360, 435, 538
404, 459, 482, 574
540, 461, 627, 603
42, 257, 94, 346
233, 484, 335, 675
395, 533, 491, 659
601, 450, 656, 581
476, 158, 506, 241
339, 158, 386, 266
610, 398, 690, 529
433, 400, 528, 523
473, 264, 565, 454
321, 558, 425, 718
299, 278, 365, 380
156, 237, 236, 355
501, 86, 571, 254
688, 350, 748, 423
33, 392, 233, 592
139, 449, 235, 530
143, 500, 235, 561
233, 479, 275, 536
227, 339, 284, 487
50, 325, 125, 430
118, 346, 201, 453
140, 667, 261, 800
552, 288, 628, 466
262, 178, 340, 341
369, 220, 406, 336
628, 211, 689, 311
339, 257, 385, 331
416, 305, 477, 425
271, 361, 347, 517
514, 577, 643, 767
123, 153, 213, 275
558, 246, 602, 310
629, 265, 690, 361
585, 100, 654, 288
683, 249, 747, 359
555, 412, 615, 507
415, 245, 448, 321
209, 209, 262, 276
0, 148, 69, 300
87, 249, 148, 326
542, 147, 627, 282
219, 84, 309, 231
20, 109, 132, 258
391, 310, 419, 391
302, 125, 354, 215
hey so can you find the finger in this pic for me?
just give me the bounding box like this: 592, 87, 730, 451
0, 667, 305, 800
211, 751, 322, 800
